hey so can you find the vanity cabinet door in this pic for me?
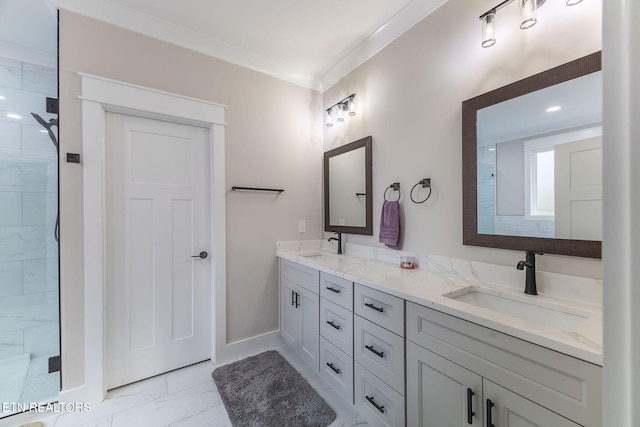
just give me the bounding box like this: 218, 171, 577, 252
280, 277, 298, 348
484, 380, 581, 427
407, 341, 482, 427
298, 286, 320, 372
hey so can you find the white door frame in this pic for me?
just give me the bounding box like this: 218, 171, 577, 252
75, 73, 226, 402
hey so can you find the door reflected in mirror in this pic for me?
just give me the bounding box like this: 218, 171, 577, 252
476, 70, 602, 241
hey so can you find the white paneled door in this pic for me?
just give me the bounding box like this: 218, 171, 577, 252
105, 112, 211, 389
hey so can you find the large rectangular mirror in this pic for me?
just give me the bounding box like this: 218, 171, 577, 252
324, 136, 373, 235
462, 52, 601, 258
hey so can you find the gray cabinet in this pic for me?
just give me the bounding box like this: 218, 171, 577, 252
354, 283, 405, 427
318, 272, 355, 403
406, 302, 601, 427
407, 341, 482, 427
279, 259, 320, 371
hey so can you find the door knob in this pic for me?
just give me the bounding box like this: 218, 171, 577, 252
191, 251, 208, 259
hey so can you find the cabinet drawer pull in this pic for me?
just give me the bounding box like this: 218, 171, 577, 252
364, 302, 384, 313
467, 388, 475, 424
365, 344, 384, 358
365, 395, 385, 414
291, 290, 295, 306
295, 292, 300, 308
326, 362, 341, 374
486, 399, 495, 427
326, 320, 341, 330
326, 286, 341, 294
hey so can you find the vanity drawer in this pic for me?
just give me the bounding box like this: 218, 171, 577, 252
320, 272, 353, 310
319, 337, 354, 404
280, 258, 319, 294
354, 315, 405, 394
354, 284, 404, 336
320, 298, 353, 357
355, 362, 405, 427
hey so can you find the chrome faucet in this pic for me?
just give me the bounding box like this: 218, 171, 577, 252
328, 232, 343, 255
516, 251, 543, 295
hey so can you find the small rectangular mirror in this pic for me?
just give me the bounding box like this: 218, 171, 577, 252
324, 136, 373, 235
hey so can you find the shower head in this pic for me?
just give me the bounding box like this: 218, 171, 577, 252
31, 112, 58, 151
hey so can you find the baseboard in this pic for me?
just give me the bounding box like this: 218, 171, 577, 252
58, 384, 104, 405
215, 330, 283, 366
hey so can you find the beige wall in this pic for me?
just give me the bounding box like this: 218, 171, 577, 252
59, 11, 323, 389
323, 0, 603, 279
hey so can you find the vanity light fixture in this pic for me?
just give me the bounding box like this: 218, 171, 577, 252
479, 0, 582, 47
325, 94, 356, 127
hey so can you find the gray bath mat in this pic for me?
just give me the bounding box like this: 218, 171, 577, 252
212, 350, 336, 427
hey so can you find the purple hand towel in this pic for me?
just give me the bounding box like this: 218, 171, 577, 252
379, 200, 401, 249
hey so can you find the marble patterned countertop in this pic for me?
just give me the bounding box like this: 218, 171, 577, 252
276, 240, 603, 366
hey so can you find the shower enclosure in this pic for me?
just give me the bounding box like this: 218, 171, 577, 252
0, 1, 60, 418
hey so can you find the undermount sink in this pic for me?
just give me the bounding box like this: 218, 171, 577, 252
445, 287, 590, 331
299, 252, 341, 261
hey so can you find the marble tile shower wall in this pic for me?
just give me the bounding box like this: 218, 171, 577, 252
477, 145, 496, 234
476, 145, 555, 238
0, 57, 59, 361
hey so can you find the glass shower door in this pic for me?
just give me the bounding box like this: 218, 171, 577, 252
0, 1, 60, 418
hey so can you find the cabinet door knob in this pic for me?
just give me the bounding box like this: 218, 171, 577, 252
365, 395, 385, 414
467, 388, 475, 424
364, 302, 384, 313
486, 399, 495, 427
326, 362, 341, 374
365, 344, 384, 358
326, 320, 341, 330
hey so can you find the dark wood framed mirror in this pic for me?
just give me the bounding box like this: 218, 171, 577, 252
324, 135, 373, 235
462, 52, 602, 258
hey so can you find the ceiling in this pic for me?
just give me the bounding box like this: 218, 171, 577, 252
477, 71, 602, 146
54, 0, 447, 90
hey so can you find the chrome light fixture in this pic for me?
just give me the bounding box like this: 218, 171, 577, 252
481, 11, 497, 48
325, 94, 356, 127
479, 0, 581, 47
519, 0, 537, 29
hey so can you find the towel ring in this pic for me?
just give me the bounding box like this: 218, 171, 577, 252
384, 182, 401, 202
410, 178, 432, 204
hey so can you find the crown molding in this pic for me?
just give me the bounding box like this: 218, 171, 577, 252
55, 0, 446, 92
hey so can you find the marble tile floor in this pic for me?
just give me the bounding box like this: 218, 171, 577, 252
1, 344, 368, 427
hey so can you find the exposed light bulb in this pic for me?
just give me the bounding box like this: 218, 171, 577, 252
336, 103, 345, 122
347, 97, 356, 116
482, 12, 497, 48
520, 0, 537, 29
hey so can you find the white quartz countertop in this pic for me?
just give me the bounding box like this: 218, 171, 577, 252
277, 249, 603, 366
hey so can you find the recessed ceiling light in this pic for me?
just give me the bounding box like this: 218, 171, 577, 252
7, 113, 22, 119
546, 106, 561, 112
488, 148, 496, 151
0, 95, 5, 100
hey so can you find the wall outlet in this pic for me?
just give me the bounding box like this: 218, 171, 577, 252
298, 220, 307, 233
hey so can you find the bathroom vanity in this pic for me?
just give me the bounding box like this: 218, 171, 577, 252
277, 242, 602, 427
